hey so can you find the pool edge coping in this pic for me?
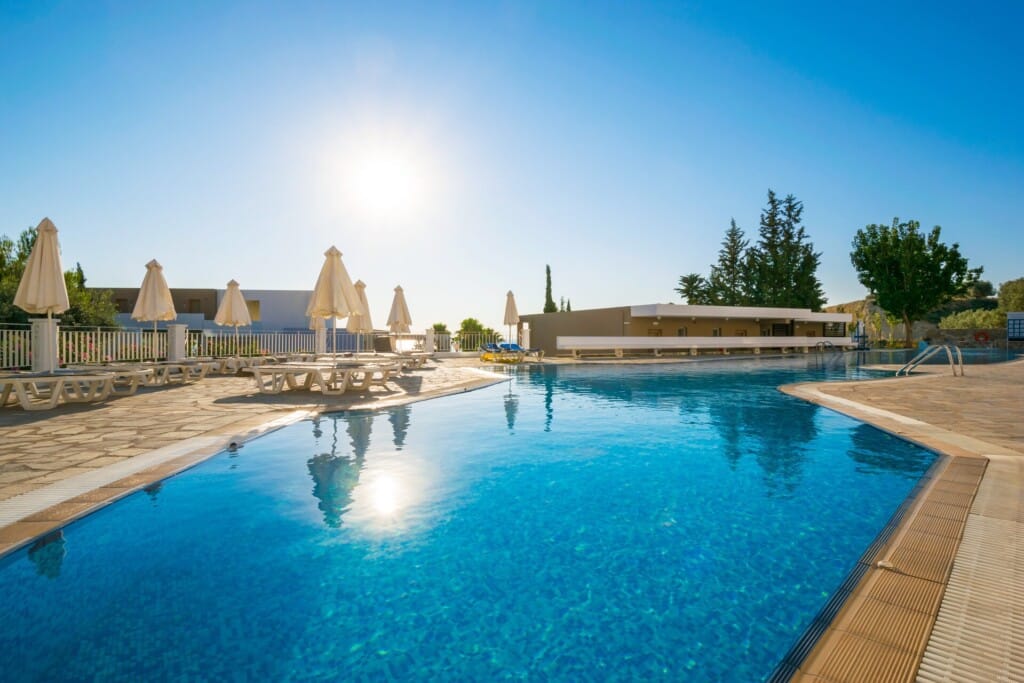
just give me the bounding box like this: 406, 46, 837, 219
773, 374, 1014, 682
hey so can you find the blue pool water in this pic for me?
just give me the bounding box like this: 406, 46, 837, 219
0, 359, 935, 681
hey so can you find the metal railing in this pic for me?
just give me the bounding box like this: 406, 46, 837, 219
896, 344, 964, 377
187, 330, 317, 357
450, 331, 504, 353
60, 327, 167, 364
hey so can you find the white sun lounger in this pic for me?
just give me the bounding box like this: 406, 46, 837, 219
0, 371, 116, 411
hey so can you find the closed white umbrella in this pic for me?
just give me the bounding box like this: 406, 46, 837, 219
14, 217, 70, 318
306, 246, 360, 355
387, 285, 413, 352
132, 259, 177, 361
387, 285, 412, 333
214, 280, 252, 355
346, 280, 373, 354
503, 290, 520, 344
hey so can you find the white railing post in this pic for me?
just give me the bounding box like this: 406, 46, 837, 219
314, 327, 327, 355
167, 324, 187, 361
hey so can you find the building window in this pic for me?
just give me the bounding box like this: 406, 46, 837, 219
115, 298, 131, 313
735, 329, 747, 336
187, 299, 202, 314
711, 328, 722, 337
648, 328, 663, 337
1009, 318, 1024, 341
246, 300, 261, 322
823, 322, 846, 337
677, 327, 688, 337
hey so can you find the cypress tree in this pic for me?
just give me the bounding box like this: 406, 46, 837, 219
543, 265, 557, 313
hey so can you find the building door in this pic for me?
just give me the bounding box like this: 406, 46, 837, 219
771, 323, 791, 336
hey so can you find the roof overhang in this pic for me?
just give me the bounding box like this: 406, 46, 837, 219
629, 303, 851, 324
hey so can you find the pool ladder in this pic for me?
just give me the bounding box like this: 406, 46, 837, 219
896, 344, 964, 377
814, 341, 846, 369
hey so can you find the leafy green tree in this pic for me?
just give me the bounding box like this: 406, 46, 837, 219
543, 265, 557, 313
850, 218, 980, 347
454, 317, 501, 349
431, 322, 449, 333
969, 280, 995, 298
0, 225, 117, 326
675, 273, 710, 304
707, 219, 749, 305
998, 277, 1024, 312
939, 308, 1005, 329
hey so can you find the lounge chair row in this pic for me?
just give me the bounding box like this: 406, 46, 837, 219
0, 360, 219, 411
242, 361, 400, 395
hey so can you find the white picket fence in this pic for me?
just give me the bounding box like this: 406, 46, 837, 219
0, 326, 31, 369
0, 325, 322, 369
61, 328, 167, 364
187, 330, 317, 357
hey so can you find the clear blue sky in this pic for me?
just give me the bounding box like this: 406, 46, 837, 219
2, 1, 1022, 331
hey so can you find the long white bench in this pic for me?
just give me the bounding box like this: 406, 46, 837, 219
556, 335, 855, 358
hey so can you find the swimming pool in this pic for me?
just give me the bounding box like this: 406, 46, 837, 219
0, 359, 935, 681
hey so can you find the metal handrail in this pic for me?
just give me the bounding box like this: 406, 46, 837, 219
896, 344, 964, 377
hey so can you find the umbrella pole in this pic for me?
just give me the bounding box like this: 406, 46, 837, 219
153, 321, 158, 362
333, 318, 337, 359
235, 326, 239, 357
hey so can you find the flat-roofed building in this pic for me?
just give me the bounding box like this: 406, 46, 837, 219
520, 303, 853, 357
101, 287, 315, 331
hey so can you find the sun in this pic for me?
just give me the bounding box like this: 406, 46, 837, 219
343, 146, 427, 223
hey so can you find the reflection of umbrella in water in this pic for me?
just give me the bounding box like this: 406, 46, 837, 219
307, 452, 362, 528
389, 405, 411, 448
28, 530, 66, 579
347, 413, 374, 460
504, 383, 519, 431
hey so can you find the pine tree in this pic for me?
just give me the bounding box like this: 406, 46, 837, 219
559, 297, 565, 312
781, 194, 825, 309
746, 190, 825, 309
707, 219, 749, 305
747, 189, 785, 305
543, 265, 557, 313
565, 299, 572, 312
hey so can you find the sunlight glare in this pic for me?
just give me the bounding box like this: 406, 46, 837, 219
341, 144, 429, 223
371, 474, 402, 515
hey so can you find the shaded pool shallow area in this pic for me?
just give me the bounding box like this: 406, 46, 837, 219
0, 359, 935, 681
